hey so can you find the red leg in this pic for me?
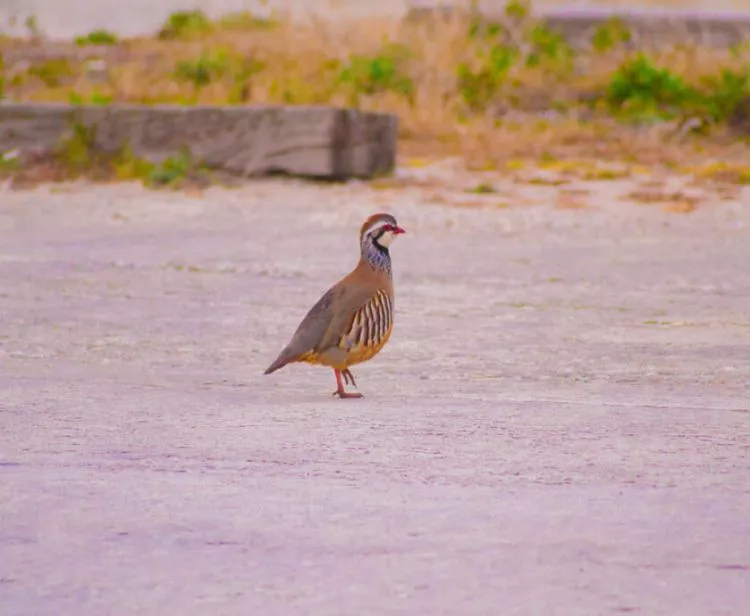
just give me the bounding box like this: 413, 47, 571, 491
332, 369, 363, 399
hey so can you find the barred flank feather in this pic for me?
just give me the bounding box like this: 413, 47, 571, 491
338, 289, 394, 364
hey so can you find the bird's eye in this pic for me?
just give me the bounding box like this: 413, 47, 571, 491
381, 224, 393, 232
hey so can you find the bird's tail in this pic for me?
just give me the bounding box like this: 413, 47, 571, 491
263, 348, 294, 375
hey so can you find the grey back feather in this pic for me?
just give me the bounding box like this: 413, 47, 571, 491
266, 278, 377, 374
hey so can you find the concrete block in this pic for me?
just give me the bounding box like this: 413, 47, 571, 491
0, 102, 398, 180
405, 7, 750, 49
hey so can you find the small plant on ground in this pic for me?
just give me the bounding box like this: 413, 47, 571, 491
147, 150, 195, 187
74, 29, 118, 46
54, 118, 102, 176
112, 146, 155, 181
466, 182, 498, 194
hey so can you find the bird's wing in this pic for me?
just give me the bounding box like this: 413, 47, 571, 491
266, 279, 372, 368
315, 282, 375, 353
286, 285, 339, 355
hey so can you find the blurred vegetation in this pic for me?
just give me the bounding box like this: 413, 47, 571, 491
27, 58, 73, 87
1, 0, 750, 181
591, 17, 632, 54
68, 90, 112, 105
0, 117, 207, 189
604, 54, 750, 126
158, 10, 214, 40
74, 29, 118, 46
174, 50, 232, 89
157, 9, 275, 40
337, 43, 415, 105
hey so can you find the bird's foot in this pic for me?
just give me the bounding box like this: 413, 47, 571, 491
332, 369, 363, 399
332, 389, 364, 399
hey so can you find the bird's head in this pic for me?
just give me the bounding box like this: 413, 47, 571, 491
359, 213, 406, 252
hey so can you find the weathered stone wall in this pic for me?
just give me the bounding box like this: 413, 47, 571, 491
0, 103, 398, 180
406, 8, 750, 49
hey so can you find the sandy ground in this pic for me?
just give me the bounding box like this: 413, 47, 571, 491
1, 168, 749, 615
0, 0, 747, 38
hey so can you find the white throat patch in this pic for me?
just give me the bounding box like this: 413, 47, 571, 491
376, 230, 396, 248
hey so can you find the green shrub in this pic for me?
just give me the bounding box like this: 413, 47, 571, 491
74, 29, 118, 46
228, 57, 265, 103
112, 147, 155, 181
0, 149, 20, 172
701, 68, 750, 122
592, 17, 632, 54
158, 9, 275, 39
467, 18, 502, 41
606, 54, 750, 125
217, 11, 277, 30
24, 15, 41, 38
606, 54, 698, 120
525, 24, 573, 70
461, 4, 572, 111
158, 11, 212, 40
28, 58, 73, 87
147, 150, 194, 187
458, 45, 517, 111
69, 91, 113, 106
55, 120, 100, 173
467, 1, 529, 40
337, 44, 414, 103
504, 0, 530, 22
175, 51, 231, 89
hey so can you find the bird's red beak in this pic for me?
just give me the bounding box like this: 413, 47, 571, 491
393, 226, 406, 235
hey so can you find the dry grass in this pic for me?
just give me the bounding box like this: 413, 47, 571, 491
2, 4, 750, 177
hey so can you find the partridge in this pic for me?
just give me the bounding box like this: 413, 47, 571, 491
264, 213, 406, 398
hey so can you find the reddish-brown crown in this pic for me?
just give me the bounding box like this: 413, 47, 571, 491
359, 213, 399, 241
